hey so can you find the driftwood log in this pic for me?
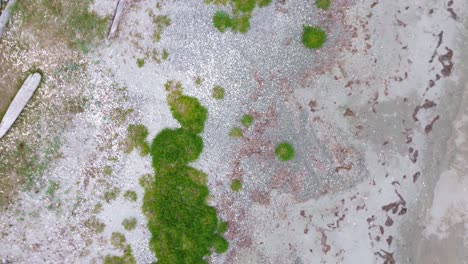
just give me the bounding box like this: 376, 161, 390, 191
0, 0, 18, 39
0, 73, 42, 139
108, 0, 126, 39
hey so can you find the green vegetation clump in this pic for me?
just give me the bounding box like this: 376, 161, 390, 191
123, 190, 138, 202
104, 245, 136, 264
137, 58, 145, 68
148, 11, 171, 42
125, 124, 150, 156
195, 76, 203, 86
167, 86, 208, 133
302, 26, 327, 49
103, 166, 113, 176
15, 1, 108, 53
213, 11, 232, 33
110, 232, 127, 250
212, 86, 225, 100
230, 179, 242, 192
229, 127, 243, 138
275, 142, 295, 161
46, 180, 60, 196
315, 0, 331, 10
92, 203, 103, 214
84, 217, 105, 234
122, 217, 137, 231
162, 49, 169, 60
143, 82, 228, 263
150, 128, 203, 170
241, 114, 253, 127
103, 188, 120, 203
208, 0, 272, 33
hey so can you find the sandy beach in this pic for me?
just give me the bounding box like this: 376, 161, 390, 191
0, 0, 467, 263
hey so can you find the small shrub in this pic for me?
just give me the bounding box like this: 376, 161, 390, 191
302, 26, 327, 49
213, 10, 232, 32
122, 217, 137, 231
137, 58, 145, 68
110, 232, 126, 250
275, 142, 295, 161
241, 114, 253, 127
212, 86, 225, 100
229, 127, 243, 138
230, 179, 242, 192
123, 190, 137, 202
315, 0, 331, 10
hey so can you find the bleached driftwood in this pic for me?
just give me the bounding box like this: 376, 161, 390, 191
108, 0, 126, 39
0, 0, 18, 39
0, 73, 42, 139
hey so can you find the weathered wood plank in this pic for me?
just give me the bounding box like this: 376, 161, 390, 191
0, 73, 42, 139
107, 0, 126, 40
0, 0, 18, 39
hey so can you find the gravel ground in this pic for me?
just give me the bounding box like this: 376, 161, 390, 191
0, 0, 467, 263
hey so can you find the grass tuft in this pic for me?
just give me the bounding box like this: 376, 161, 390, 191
213, 10, 232, 32
137, 58, 145, 68
241, 114, 253, 127
230, 179, 242, 192
122, 217, 137, 231
275, 142, 295, 161
302, 26, 327, 49
212, 86, 225, 100
315, 0, 331, 10
125, 124, 150, 156
123, 190, 138, 202
103, 245, 136, 264
229, 127, 243, 138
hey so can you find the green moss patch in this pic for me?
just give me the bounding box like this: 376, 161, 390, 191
150, 128, 203, 170
143, 82, 228, 263
275, 142, 295, 161
212, 86, 225, 100
302, 26, 327, 49
241, 114, 253, 127
230, 179, 242, 192
315, 0, 331, 10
